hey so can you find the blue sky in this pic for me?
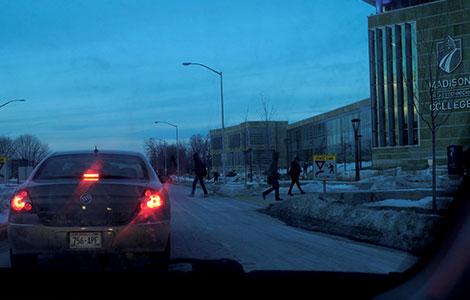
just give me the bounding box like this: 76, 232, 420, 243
0, 0, 375, 153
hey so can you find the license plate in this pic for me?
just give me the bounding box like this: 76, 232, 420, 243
69, 232, 101, 249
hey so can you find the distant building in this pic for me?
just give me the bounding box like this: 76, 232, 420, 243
286, 99, 372, 168
364, 0, 470, 170
209, 98, 372, 174
209, 121, 288, 173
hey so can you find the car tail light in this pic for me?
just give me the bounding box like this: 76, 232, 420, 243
140, 189, 163, 210
11, 190, 33, 212
83, 173, 99, 182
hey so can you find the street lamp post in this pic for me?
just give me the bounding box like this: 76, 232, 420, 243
358, 134, 362, 170
351, 118, 361, 181
0, 99, 25, 109
182, 62, 226, 183
155, 121, 179, 181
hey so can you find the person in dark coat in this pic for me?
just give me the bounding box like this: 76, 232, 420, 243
189, 152, 208, 197
288, 157, 306, 196
213, 171, 220, 183
262, 151, 283, 201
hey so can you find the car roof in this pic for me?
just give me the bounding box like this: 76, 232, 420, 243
49, 150, 146, 157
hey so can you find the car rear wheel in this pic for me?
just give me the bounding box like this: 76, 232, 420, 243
123, 236, 171, 269
147, 236, 170, 269
10, 249, 38, 269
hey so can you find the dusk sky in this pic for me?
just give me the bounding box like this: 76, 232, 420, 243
0, 0, 375, 153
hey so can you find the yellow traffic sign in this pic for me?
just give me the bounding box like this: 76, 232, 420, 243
313, 155, 336, 161
313, 154, 337, 180
0, 156, 7, 163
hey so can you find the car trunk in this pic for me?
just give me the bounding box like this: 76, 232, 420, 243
29, 180, 148, 226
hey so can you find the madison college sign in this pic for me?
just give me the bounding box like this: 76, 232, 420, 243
437, 35, 462, 74
428, 36, 469, 112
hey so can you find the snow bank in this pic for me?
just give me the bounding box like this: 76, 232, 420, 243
210, 182, 263, 197
301, 182, 358, 193
262, 196, 442, 254
362, 196, 453, 211
357, 168, 461, 190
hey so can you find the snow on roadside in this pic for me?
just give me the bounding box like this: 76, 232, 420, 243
262, 195, 442, 253
362, 196, 453, 210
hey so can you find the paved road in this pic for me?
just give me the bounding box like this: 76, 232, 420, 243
0, 184, 418, 273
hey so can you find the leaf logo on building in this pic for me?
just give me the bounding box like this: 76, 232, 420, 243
437, 36, 462, 74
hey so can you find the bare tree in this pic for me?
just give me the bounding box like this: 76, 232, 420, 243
257, 94, 276, 124
241, 104, 250, 123
409, 15, 461, 211
257, 94, 277, 147
144, 138, 159, 172
14, 134, 50, 167
0, 136, 16, 157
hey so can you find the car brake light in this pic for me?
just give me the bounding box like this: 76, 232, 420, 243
83, 173, 99, 182
11, 190, 33, 212
140, 189, 163, 209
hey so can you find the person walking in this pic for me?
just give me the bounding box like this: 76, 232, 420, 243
189, 152, 208, 197
262, 150, 283, 201
287, 157, 306, 196
213, 171, 220, 183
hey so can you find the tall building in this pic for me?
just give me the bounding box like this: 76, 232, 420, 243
209, 121, 288, 173
364, 0, 470, 169
286, 99, 372, 167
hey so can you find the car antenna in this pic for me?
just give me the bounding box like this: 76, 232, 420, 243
94, 145, 99, 153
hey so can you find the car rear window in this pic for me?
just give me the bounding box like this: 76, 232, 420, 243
33, 154, 149, 180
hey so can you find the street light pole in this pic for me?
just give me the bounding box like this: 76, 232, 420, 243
182, 62, 226, 183
358, 134, 362, 170
351, 118, 361, 181
0, 99, 25, 109
155, 121, 179, 182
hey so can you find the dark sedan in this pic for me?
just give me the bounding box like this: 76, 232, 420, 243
8, 150, 171, 268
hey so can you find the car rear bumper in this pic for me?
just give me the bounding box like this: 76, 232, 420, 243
8, 220, 170, 255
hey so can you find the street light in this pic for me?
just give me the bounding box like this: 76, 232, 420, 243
182, 61, 226, 183
357, 134, 362, 170
0, 99, 25, 109
351, 118, 361, 181
155, 121, 179, 181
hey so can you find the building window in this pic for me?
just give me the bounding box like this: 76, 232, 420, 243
228, 133, 241, 149
248, 128, 269, 146
369, 22, 418, 148
211, 136, 222, 150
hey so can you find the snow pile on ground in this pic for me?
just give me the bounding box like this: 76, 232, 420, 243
337, 161, 373, 171
358, 168, 461, 190
262, 195, 442, 254
301, 182, 358, 193
209, 180, 359, 197
210, 182, 263, 197
361, 173, 431, 190
362, 196, 453, 211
